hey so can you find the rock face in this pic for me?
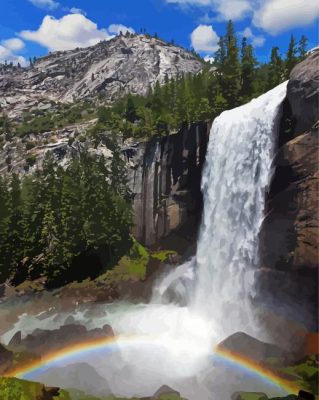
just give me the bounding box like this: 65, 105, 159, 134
286, 49, 319, 136
0, 34, 203, 118
259, 50, 319, 330
125, 121, 210, 247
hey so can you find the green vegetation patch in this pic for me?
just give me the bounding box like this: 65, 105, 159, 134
0, 377, 71, 400
150, 250, 177, 262
280, 356, 319, 395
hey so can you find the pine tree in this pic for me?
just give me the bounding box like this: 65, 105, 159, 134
267, 46, 283, 90
0, 176, 11, 282
285, 34, 298, 78
6, 174, 24, 274
151, 81, 163, 117
240, 37, 257, 101
298, 35, 308, 59
214, 36, 226, 69
125, 94, 137, 123
222, 20, 241, 108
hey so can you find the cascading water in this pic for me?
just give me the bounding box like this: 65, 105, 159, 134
190, 81, 289, 336
2, 82, 288, 399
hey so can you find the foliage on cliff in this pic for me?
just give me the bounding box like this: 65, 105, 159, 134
0, 148, 132, 287
92, 22, 307, 140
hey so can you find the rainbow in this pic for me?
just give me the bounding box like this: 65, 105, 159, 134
5, 335, 300, 394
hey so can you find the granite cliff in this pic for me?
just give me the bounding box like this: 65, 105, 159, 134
0, 34, 203, 119
259, 49, 319, 330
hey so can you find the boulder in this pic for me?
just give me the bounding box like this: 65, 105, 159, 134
217, 332, 286, 363
151, 385, 181, 399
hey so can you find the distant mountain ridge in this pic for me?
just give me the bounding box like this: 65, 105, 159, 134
0, 34, 203, 118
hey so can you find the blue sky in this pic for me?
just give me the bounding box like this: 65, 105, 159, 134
0, 0, 318, 66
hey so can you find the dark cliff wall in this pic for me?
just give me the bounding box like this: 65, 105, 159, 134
259, 50, 319, 330
125, 122, 210, 249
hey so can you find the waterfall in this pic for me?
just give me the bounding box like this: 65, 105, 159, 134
3, 82, 289, 400
191, 81, 288, 336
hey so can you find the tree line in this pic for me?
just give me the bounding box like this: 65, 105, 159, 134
93, 21, 308, 140
0, 149, 132, 287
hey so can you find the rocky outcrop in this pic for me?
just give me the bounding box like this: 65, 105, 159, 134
12, 324, 113, 355
217, 332, 287, 363
151, 385, 181, 399
125, 122, 210, 247
0, 34, 203, 119
259, 50, 319, 330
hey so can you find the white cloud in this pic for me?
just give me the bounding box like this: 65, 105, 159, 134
20, 14, 135, 52
191, 24, 219, 53
69, 7, 87, 16
2, 38, 25, 51
107, 24, 135, 35
166, 0, 252, 20
167, 0, 319, 31
215, 0, 252, 20
0, 45, 26, 66
253, 0, 319, 35
242, 27, 265, 47
28, 0, 59, 10
20, 14, 111, 51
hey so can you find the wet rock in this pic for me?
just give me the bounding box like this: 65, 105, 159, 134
8, 330, 22, 346
152, 385, 181, 399
217, 332, 287, 363
19, 323, 114, 355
